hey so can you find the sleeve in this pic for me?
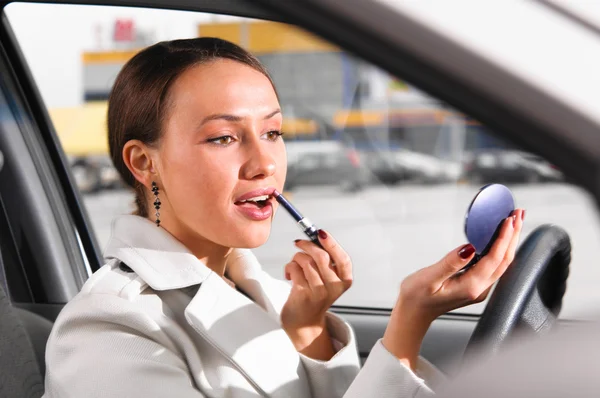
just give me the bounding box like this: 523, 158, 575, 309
297, 311, 445, 398
43, 294, 205, 398
344, 339, 446, 398
297, 312, 362, 398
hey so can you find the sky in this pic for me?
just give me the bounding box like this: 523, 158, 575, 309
4, 2, 244, 108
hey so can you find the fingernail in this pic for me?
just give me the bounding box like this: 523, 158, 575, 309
458, 244, 475, 259
521, 210, 526, 221
294, 239, 301, 243
318, 229, 328, 240
512, 215, 517, 227
285, 271, 290, 280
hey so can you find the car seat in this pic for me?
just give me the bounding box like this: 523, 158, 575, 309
0, 271, 50, 397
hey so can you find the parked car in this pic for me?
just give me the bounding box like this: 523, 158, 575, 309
463, 149, 563, 184
357, 147, 407, 185
393, 149, 462, 184
69, 155, 124, 194
356, 147, 463, 185
284, 140, 366, 192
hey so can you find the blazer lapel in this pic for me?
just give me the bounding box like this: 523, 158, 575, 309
184, 272, 311, 398
224, 249, 290, 320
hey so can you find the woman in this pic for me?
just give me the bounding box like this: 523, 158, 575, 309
43, 38, 524, 398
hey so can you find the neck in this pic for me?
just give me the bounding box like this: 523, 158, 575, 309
194, 245, 233, 277
159, 218, 233, 277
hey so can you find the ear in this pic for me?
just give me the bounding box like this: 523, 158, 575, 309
122, 139, 158, 189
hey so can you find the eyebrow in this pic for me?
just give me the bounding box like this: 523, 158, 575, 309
200, 109, 281, 126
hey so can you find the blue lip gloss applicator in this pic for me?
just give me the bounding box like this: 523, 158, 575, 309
273, 190, 322, 248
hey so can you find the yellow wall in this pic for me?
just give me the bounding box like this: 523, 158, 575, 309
82, 50, 138, 65
334, 109, 480, 128
199, 21, 338, 54
48, 102, 109, 155
197, 23, 242, 47
252, 22, 337, 54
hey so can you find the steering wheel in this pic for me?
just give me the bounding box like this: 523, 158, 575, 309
464, 224, 571, 357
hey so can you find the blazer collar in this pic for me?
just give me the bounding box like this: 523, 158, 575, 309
103, 215, 281, 294
104, 215, 212, 290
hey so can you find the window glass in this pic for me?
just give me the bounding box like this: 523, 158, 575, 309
6, 3, 600, 318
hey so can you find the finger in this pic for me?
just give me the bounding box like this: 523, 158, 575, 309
295, 239, 339, 284
473, 215, 516, 281
314, 229, 353, 284
285, 261, 308, 289
489, 209, 525, 281
444, 216, 516, 299
292, 252, 325, 290
428, 243, 477, 284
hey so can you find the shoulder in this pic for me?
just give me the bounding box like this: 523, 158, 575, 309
46, 261, 184, 368
44, 264, 193, 397
49, 261, 160, 342
79, 260, 150, 300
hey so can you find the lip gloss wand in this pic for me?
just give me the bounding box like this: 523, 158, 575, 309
273, 190, 322, 249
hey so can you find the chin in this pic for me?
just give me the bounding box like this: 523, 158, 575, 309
232, 224, 271, 249
236, 235, 269, 249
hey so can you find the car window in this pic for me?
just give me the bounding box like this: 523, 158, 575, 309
5, 2, 600, 319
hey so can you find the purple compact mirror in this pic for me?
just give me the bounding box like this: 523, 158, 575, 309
465, 184, 515, 256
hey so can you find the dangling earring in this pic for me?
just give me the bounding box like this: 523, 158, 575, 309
151, 181, 161, 227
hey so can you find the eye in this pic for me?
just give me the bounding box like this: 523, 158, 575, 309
207, 135, 235, 146
264, 130, 283, 141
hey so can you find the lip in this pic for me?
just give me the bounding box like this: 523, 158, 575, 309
234, 187, 276, 203
233, 186, 277, 222
235, 201, 273, 221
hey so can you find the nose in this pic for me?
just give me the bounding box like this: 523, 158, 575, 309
240, 139, 277, 181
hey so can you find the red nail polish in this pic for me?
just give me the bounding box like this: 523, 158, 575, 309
318, 229, 328, 240
458, 244, 475, 259
294, 239, 301, 243
521, 210, 526, 221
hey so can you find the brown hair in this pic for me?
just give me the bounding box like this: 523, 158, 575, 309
108, 37, 277, 217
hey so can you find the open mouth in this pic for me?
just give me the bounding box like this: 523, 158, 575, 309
234, 194, 272, 208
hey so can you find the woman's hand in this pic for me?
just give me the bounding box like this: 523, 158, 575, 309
383, 209, 525, 370
281, 230, 353, 360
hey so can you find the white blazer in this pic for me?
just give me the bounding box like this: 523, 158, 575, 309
43, 215, 443, 397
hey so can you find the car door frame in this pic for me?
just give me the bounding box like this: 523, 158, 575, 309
0, 12, 97, 301
1, 0, 598, 369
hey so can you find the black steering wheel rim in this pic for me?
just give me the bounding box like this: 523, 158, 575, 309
465, 224, 571, 357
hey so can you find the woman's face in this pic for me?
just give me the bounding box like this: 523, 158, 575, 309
153, 59, 286, 249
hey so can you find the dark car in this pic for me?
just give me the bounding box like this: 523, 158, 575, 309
284, 140, 366, 192
357, 147, 408, 185
463, 149, 563, 184
69, 154, 124, 194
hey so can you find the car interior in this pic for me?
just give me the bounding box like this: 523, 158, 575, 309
0, 0, 599, 396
